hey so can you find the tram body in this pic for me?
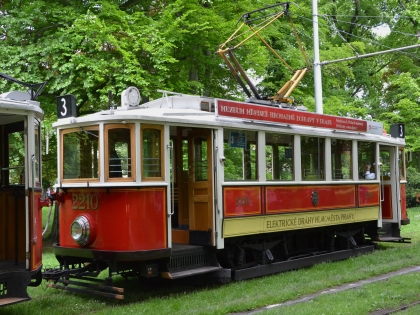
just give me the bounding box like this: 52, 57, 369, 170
46, 89, 408, 297
0, 91, 44, 306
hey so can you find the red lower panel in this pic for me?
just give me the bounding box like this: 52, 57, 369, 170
381, 185, 392, 219
358, 184, 380, 207
400, 184, 407, 220
59, 188, 167, 250
266, 185, 356, 213
31, 191, 43, 271
224, 187, 262, 217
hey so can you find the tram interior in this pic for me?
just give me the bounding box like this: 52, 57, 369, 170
0, 120, 26, 270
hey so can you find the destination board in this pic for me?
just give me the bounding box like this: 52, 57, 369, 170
216, 99, 383, 134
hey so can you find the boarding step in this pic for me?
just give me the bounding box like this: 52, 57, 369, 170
162, 266, 222, 279
374, 223, 411, 243
0, 271, 31, 307
162, 243, 220, 279
0, 297, 30, 307
374, 236, 411, 243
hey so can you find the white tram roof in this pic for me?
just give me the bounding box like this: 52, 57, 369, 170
53, 92, 405, 145
0, 91, 44, 123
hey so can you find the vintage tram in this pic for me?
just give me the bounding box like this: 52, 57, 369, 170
0, 74, 46, 307
43, 87, 409, 299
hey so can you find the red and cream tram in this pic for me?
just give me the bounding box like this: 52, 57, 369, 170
44, 87, 408, 298
0, 75, 46, 306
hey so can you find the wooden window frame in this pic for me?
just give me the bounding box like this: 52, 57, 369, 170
60, 126, 100, 183
141, 124, 164, 181
104, 124, 136, 182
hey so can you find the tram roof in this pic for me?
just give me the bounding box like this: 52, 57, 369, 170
53, 93, 405, 145
0, 91, 44, 121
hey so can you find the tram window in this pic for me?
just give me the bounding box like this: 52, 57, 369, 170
105, 125, 135, 180
182, 140, 188, 171
301, 136, 325, 180
6, 129, 25, 185
62, 128, 99, 180
380, 151, 391, 180
399, 148, 405, 180
223, 129, 257, 181
265, 133, 293, 181
331, 139, 352, 180
193, 137, 208, 181
141, 125, 164, 181
358, 141, 376, 180
34, 123, 41, 186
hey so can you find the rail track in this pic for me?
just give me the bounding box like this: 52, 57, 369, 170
233, 265, 420, 315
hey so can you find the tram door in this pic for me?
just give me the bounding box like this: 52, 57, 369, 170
379, 145, 401, 226
0, 123, 27, 266
172, 127, 214, 246
187, 129, 214, 246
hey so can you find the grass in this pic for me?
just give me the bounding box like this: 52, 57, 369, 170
262, 272, 420, 315
3, 207, 420, 315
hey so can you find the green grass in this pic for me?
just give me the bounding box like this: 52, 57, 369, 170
261, 272, 420, 315
3, 207, 420, 315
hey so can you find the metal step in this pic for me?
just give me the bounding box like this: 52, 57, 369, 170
0, 297, 30, 307
374, 236, 411, 243
165, 244, 220, 279
161, 266, 222, 279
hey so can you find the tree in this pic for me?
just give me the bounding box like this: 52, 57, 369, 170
1, 0, 419, 174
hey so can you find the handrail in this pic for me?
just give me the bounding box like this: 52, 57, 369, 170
31, 155, 37, 244
167, 144, 175, 216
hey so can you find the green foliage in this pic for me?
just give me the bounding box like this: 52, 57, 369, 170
1, 0, 419, 183
406, 167, 420, 207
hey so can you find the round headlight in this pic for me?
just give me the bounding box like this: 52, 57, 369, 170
71, 215, 91, 246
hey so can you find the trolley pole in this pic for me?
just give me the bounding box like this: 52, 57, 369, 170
312, 0, 323, 114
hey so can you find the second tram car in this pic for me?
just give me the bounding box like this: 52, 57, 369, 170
44, 88, 409, 298
0, 82, 45, 306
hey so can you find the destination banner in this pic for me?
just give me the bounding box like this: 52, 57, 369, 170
216, 99, 383, 134
223, 207, 379, 237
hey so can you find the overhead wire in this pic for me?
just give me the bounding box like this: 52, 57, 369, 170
322, 15, 420, 38
329, 23, 420, 62
320, 14, 418, 19
290, 12, 420, 62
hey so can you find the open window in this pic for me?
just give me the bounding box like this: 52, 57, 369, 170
331, 139, 352, 180
358, 141, 376, 180
266, 133, 293, 181
141, 124, 164, 181
105, 124, 135, 181
223, 129, 258, 181
301, 136, 325, 180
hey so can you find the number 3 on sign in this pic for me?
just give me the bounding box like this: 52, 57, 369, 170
56, 94, 76, 119
60, 97, 67, 117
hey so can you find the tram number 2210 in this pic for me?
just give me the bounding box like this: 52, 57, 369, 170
72, 193, 99, 210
